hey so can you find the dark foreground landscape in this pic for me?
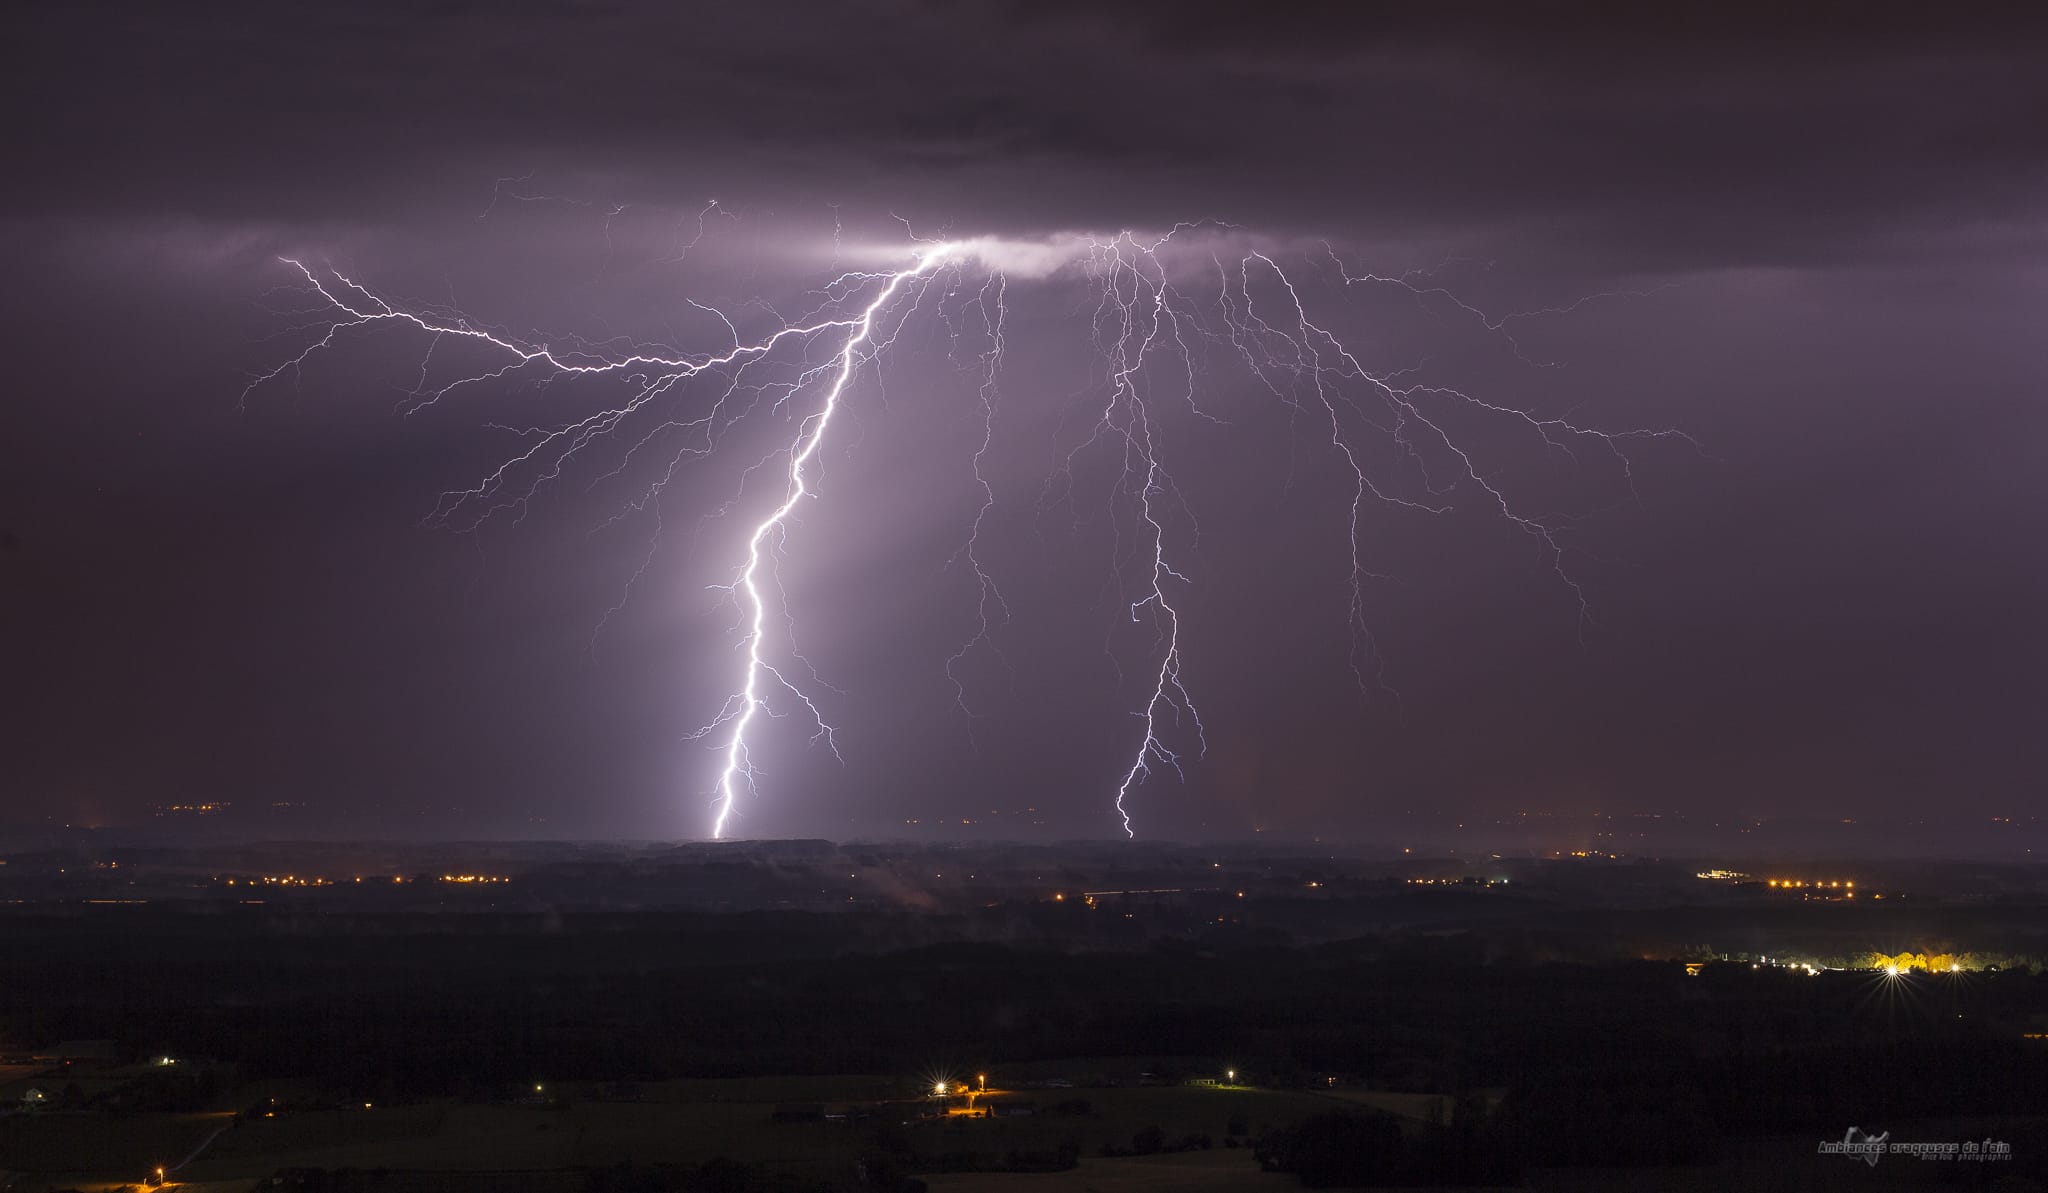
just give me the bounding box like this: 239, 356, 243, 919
3, 838, 2046, 1192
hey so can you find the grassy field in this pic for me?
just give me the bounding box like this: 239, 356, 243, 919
190, 1104, 448, 1170
65, 1182, 262, 1193
0, 1110, 224, 1174
925, 1148, 1294, 1192
1320, 1089, 1450, 1125
176, 1101, 874, 1180
960, 1057, 1217, 1084
3, 1073, 1371, 1188
169, 1082, 1357, 1180
608, 1073, 912, 1103
28, 1092, 1947, 1193
904, 1085, 1342, 1157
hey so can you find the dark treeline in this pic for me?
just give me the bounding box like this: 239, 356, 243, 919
5, 908, 2048, 1184
7, 913, 2048, 1097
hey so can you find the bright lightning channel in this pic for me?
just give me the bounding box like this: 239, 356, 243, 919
699, 245, 957, 840
248, 213, 1688, 842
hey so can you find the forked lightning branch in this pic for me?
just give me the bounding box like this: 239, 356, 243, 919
250, 219, 1684, 839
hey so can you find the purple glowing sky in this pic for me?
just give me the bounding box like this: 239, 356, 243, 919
4, 2, 2045, 840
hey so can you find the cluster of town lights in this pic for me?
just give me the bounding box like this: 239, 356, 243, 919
1696, 953, 1981, 977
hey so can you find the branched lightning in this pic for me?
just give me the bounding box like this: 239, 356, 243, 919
250, 206, 1688, 840
696, 246, 954, 839
944, 273, 1013, 720
1064, 231, 1211, 838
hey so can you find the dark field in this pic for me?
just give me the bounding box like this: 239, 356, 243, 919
3, 842, 2046, 1191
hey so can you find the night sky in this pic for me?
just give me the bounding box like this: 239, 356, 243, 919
5, 2, 2045, 841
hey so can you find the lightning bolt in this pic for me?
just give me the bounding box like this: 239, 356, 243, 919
249, 206, 1688, 841
943, 272, 1012, 721
699, 246, 954, 840
1067, 230, 1211, 838
1039, 225, 1690, 835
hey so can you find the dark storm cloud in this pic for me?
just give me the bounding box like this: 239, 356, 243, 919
12, 1, 2048, 267
4, 2, 2045, 841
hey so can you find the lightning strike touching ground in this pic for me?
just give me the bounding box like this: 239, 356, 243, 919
249, 209, 1686, 840
700, 247, 953, 840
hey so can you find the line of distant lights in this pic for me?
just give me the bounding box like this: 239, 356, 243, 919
230, 875, 335, 887
217, 874, 508, 886
1693, 871, 1873, 897
1689, 952, 1984, 977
